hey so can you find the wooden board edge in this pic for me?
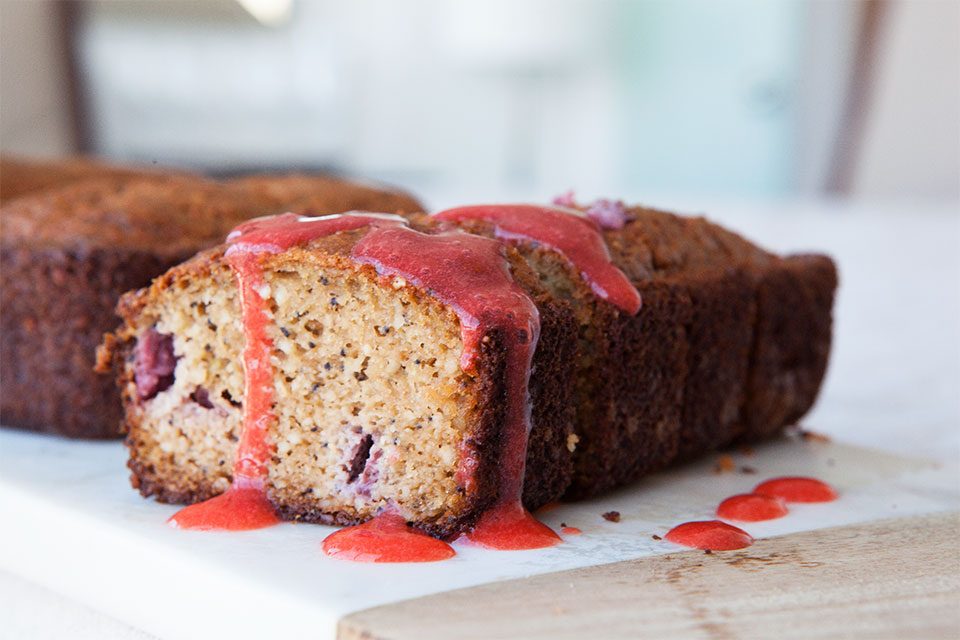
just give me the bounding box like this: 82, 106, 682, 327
339, 511, 960, 640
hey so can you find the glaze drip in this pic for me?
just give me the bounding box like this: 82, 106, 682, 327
322, 511, 455, 563
352, 227, 560, 550
432, 204, 641, 314
168, 249, 282, 530
664, 520, 754, 551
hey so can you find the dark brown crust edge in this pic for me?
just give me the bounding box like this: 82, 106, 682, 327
1, 244, 193, 438
565, 281, 692, 499
522, 293, 578, 510
673, 267, 756, 462
741, 254, 838, 440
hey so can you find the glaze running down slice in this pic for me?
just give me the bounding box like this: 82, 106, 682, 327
100, 212, 578, 540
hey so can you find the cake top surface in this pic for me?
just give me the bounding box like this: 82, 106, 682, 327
228, 174, 423, 217
0, 174, 425, 256
612, 207, 774, 276
114, 213, 557, 333
0, 175, 277, 255
0, 154, 167, 205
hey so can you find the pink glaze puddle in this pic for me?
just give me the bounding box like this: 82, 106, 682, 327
464, 503, 562, 550
322, 512, 455, 563
168, 480, 280, 531
664, 520, 754, 551
716, 493, 789, 522
754, 477, 838, 503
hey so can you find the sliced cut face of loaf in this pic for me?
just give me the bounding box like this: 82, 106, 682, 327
101, 226, 577, 539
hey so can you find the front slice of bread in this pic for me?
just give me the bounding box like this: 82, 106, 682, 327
104, 232, 576, 538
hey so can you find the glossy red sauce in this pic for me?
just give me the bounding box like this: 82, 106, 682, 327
168, 479, 280, 531
225, 211, 407, 253
352, 227, 560, 550
716, 493, 789, 522
561, 526, 583, 535
353, 227, 537, 371
432, 204, 641, 315
466, 503, 562, 550
664, 520, 754, 551
754, 477, 838, 503
169, 249, 284, 530
322, 512, 455, 563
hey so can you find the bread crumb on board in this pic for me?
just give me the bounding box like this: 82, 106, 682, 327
712, 454, 736, 474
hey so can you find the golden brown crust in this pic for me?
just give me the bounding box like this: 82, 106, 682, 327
0, 175, 278, 254
228, 173, 423, 218
0, 155, 167, 204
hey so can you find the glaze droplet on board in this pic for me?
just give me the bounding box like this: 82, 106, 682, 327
664, 520, 754, 551
754, 477, 838, 503
322, 512, 455, 563
716, 493, 789, 522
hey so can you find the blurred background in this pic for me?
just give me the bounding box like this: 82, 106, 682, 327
1, 0, 957, 207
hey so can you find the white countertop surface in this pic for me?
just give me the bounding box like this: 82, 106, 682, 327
2, 198, 958, 639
